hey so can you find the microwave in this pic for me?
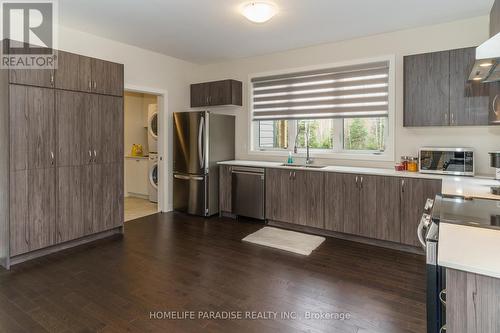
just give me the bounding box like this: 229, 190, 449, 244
419, 147, 474, 176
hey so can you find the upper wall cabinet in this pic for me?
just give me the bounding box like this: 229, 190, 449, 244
55, 51, 124, 97
404, 47, 493, 127
9, 69, 55, 88
55, 51, 92, 92
449, 48, 490, 126
191, 79, 242, 107
404, 50, 450, 126
490, 0, 500, 37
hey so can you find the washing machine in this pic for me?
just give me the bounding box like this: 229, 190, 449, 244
147, 104, 158, 153
148, 153, 158, 203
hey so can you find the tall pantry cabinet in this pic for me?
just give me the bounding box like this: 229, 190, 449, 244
0, 50, 124, 269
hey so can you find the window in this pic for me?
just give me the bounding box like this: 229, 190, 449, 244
251, 58, 393, 159
343, 117, 386, 151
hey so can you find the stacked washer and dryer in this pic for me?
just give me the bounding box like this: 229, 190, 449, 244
147, 104, 159, 203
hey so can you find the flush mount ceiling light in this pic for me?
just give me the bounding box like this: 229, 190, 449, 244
241, 2, 277, 23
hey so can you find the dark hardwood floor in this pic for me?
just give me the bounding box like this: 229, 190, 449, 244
0, 213, 426, 333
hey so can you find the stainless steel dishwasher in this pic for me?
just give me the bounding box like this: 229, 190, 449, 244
231, 167, 265, 220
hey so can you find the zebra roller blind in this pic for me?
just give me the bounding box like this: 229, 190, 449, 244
251, 61, 390, 121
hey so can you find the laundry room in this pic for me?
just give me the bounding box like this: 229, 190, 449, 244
123, 91, 159, 221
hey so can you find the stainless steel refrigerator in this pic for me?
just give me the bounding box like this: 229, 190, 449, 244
173, 111, 235, 216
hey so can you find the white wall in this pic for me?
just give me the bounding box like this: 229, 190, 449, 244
190, 16, 500, 176
59, 26, 195, 211
124, 92, 148, 155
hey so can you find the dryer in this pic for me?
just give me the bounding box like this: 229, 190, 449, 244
148, 153, 158, 203
147, 104, 158, 153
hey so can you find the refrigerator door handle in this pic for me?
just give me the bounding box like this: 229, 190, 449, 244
198, 116, 205, 170
174, 174, 204, 181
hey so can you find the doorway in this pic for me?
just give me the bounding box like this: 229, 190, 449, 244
122, 86, 168, 221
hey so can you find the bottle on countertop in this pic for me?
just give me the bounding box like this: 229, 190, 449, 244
287, 152, 294, 164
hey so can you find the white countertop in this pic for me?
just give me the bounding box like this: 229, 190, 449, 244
439, 222, 500, 279
218, 160, 500, 200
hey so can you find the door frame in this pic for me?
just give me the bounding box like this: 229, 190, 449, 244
124, 84, 169, 213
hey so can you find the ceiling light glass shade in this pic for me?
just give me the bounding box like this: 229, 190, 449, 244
242, 2, 276, 23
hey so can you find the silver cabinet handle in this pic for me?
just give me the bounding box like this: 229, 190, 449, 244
289, 171, 292, 179
174, 174, 203, 181
88, 150, 92, 163
360, 176, 363, 188
355, 176, 358, 185
439, 289, 447, 306
439, 325, 446, 333
401, 179, 405, 192
93, 81, 97, 89
50, 151, 55, 165
88, 80, 92, 90
50, 74, 54, 85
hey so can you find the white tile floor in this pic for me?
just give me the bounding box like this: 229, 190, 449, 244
124, 197, 158, 222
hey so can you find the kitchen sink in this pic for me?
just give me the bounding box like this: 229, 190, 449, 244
280, 163, 327, 169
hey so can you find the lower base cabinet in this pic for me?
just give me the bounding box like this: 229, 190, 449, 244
265, 169, 324, 228
325, 174, 401, 243
219, 165, 232, 214
263, 168, 442, 247
446, 268, 500, 333
400, 178, 442, 246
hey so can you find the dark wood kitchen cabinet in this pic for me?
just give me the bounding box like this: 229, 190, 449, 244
0, 48, 124, 269
404, 50, 450, 126
449, 47, 490, 126
55, 51, 123, 97
294, 170, 324, 228
265, 168, 324, 228
219, 165, 232, 214
91, 58, 124, 97
9, 69, 55, 88
325, 173, 400, 242
404, 47, 494, 127
400, 177, 442, 246
324, 173, 360, 235
358, 175, 401, 242
55, 51, 92, 92
9, 85, 55, 171
446, 268, 500, 333
265, 168, 295, 224
190, 79, 242, 107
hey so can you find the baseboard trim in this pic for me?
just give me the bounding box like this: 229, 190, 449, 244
7, 227, 124, 268
267, 220, 424, 255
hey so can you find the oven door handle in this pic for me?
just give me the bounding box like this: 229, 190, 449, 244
417, 214, 431, 249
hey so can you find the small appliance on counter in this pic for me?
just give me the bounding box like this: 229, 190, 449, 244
489, 151, 500, 194
419, 147, 474, 176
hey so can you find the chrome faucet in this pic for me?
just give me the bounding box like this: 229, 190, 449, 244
294, 122, 313, 165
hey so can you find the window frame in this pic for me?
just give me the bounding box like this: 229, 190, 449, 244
248, 55, 396, 162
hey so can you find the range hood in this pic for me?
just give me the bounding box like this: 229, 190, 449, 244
469, 32, 500, 82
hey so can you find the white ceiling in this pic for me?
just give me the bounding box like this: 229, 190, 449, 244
60, 0, 494, 64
